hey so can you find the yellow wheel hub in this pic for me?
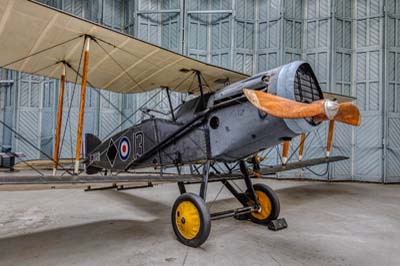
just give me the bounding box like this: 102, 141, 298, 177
251, 190, 272, 220
175, 201, 200, 240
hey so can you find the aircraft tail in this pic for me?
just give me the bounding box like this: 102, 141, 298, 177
85, 133, 102, 175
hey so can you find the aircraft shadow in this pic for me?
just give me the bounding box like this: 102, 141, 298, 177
0, 183, 362, 264
97, 189, 172, 214
0, 218, 171, 264
208, 182, 356, 207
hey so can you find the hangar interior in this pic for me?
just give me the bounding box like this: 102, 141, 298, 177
0, 0, 399, 183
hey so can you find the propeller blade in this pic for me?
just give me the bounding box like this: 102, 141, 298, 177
299, 133, 306, 161
243, 89, 325, 119
335, 102, 361, 126
326, 120, 335, 157
243, 89, 361, 126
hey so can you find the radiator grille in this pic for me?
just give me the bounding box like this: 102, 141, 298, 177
294, 64, 323, 103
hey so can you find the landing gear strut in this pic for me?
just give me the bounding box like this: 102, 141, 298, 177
171, 160, 284, 247
172, 161, 211, 247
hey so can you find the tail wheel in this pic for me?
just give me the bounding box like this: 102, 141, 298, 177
171, 193, 211, 247
249, 183, 280, 225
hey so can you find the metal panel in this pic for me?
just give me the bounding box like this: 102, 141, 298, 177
15, 74, 41, 159
187, 13, 208, 61
210, 13, 232, 68
103, 0, 124, 30
124, 0, 136, 35
353, 0, 384, 182
0, 69, 5, 146
0, 70, 16, 151
138, 0, 162, 44
385, 2, 400, 182
329, 0, 353, 179
234, 0, 254, 74
257, 0, 282, 73
99, 91, 121, 139
58, 84, 97, 159
386, 116, 400, 182
63, 0, 85, 17
135, 0, 183, 135
302, 123, 330, 179
40, 78, 57, 159
59, 83, 79, 159
304, 0, 330, 91
330, 122, 352, 180
186, 0, 233, 68
300, 0, 331, 179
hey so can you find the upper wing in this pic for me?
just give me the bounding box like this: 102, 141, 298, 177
0, 0, 248, 94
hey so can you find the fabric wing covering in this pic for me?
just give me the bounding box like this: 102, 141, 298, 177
0, 0, 249, 94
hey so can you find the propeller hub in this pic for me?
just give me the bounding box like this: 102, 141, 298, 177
323, 100, 339, 120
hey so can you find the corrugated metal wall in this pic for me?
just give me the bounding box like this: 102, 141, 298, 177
353, 0, 384, 182
385, 0, 400, 183
0, 0, 399, 182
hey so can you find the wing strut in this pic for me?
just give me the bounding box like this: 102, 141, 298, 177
53, 63, 66, 176
298, 133, 306, 161
326, 120, 335, 157
282, 141, 290, 165
74, 37, 91, 174
195, 70, 207, 110
165, 87, 176, 121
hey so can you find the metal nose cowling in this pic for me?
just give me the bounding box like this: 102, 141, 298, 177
323, 100, 339, 120
243, 61, 361, 132
272, 61, 325, 134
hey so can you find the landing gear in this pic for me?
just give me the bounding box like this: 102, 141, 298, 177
170, 160, 284, 247
171, 193, 211, 247
248, 183, 280, 225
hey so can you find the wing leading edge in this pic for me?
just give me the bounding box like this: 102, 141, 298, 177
0, 172, 243, 185
255, 156, 348, 176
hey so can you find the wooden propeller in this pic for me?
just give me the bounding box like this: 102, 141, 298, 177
326, 120, 335, 157
243, 89, 361, 126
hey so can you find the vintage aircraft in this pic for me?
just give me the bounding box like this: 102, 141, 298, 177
0, 0, 360, 247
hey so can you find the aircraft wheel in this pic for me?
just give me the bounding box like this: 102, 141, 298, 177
249, 183, 280, 225
171, 193, 211, 247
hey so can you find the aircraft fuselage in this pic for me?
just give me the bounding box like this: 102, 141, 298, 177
85, 61, 323, 173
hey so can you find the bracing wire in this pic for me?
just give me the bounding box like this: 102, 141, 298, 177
208, 183, 225, 211
0, 120, 74, 175
92, 38, 146, 93
1, 62, 64, 175
0, 35, 83, 69
66, 64, 133, 123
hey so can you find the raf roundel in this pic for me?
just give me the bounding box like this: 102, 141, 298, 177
118, 137, 131, 161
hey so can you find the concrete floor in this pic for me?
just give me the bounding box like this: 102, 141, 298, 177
0, 180, 399, 266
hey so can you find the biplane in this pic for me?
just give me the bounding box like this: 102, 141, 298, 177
0, 0, 361, 247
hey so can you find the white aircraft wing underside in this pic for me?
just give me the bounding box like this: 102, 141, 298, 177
0, 0, 249, 94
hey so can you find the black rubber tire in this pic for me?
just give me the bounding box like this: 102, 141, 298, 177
171, 193, 211, 247
249, 183, 280, 225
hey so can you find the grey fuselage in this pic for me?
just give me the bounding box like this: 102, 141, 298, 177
86, 61, 324, 172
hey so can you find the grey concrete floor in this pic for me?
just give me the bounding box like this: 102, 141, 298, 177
0, 180, 399, 266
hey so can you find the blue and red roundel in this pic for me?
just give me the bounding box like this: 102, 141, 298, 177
119, 137, 131, 161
